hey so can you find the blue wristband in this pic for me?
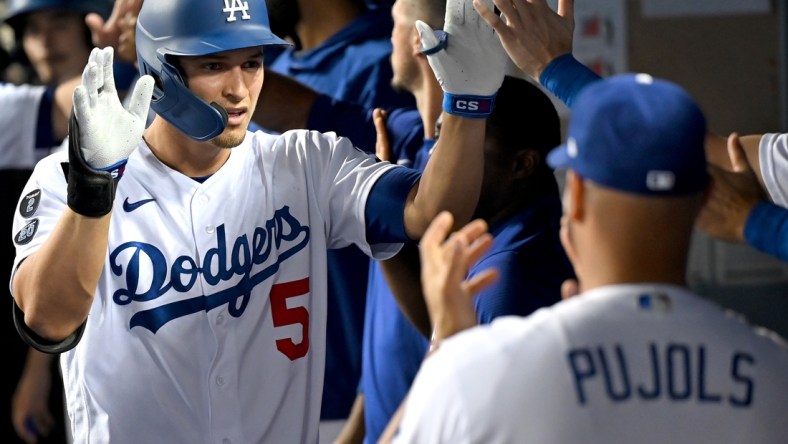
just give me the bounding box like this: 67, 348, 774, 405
99, 158, 128, 182
442, 93, 496, 118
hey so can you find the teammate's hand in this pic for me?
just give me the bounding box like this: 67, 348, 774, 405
86, 0, 144, 50
696, 133, 766, 243
474, 0, 575, 81
415, 0, 508, 117
373, 108, 391, 162
420, 212, 498, 344
72, 47, 153, 171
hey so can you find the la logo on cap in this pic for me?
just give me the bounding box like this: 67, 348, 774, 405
224, 0, 251, 22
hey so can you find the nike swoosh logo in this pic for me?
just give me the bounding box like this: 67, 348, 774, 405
123, 197, 156, 212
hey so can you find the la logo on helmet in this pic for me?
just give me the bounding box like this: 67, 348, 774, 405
223, 0, 251, 22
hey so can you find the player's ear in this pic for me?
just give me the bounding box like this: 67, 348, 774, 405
565, 170, 585, 222
511, 149, 539, 179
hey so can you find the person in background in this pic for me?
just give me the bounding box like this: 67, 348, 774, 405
386, 73, 788, 444
0, 1, 115, 442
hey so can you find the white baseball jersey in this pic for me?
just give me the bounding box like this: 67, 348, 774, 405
394, 284, 788, 444
759, 133, 788, 207
11, 129, 401, 444
0, 83, 57, 168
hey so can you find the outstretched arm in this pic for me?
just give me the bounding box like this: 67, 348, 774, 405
697, 133, 788, 262
13, 48, 153, 349
401, 0, 509, 238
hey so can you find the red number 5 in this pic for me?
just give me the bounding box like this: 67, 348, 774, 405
270, 278, 310, 360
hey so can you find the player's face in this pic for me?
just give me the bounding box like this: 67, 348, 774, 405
22, 10, 91, 84
178, 47, 265, 148
390, 1, 420, 93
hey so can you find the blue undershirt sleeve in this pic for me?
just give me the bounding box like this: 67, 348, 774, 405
35, 86, 56, 149
365, 167, 422, 244
744, 201, 788, 262
539, 54, 603, 108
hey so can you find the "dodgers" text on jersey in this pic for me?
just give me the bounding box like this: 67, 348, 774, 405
108, 205, 310, 333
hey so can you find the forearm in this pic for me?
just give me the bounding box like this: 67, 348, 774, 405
334, 394, 365, 444
744, 201, 788, 261
14, 209, 110, 341
404, 115, 485, 239
380, 244, 431, 338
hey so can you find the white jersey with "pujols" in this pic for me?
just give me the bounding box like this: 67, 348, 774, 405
11, 129, 400, 444
395, 284, 788, 444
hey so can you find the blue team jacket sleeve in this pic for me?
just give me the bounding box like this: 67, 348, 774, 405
744, 201, 788, 261
539, 54, 603, 108
365, 167, 422, 244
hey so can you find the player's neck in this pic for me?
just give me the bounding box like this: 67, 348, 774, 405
295, 0, 363, 51
143, 120, 231, 178
573, 229, 690, 293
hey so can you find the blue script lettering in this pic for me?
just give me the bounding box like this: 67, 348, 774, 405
108, 206, 310, 333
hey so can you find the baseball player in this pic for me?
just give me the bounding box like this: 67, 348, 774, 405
387, 74, 788, 444
8, 0, 508, 443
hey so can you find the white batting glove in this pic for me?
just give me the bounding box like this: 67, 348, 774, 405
72, 46, 153, 173
416, 0, 508, 118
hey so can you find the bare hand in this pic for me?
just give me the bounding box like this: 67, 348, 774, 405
420, 212, 498, 343
697, 133, 766, 242
373, 108, 391, 162
86, 0, 143, 50
116, 12, 139, 65
473, 0, 574, 80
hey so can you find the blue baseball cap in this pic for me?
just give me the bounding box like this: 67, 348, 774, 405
547, 73, 708, 196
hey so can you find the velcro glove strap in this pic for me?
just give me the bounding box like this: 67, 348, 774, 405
66, 111, 120, 217
416, 0, 508, 117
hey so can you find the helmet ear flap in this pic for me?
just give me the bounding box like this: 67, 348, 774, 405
152, 61, 229, 142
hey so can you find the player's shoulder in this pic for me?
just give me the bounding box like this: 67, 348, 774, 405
257, 128, 353, 153
32, 148, 69, 180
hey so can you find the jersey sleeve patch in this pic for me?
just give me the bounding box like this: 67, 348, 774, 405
19, 189, 41, 218
14, 219, 39, 245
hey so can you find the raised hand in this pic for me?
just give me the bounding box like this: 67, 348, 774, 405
67, 47, 153, 217
72, 47, 153, 171
86, 0, 144, 50
474, 0, 575, 80
416, 0, 508, 118
697, 133, 767, 242
420, 212, 498, 343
